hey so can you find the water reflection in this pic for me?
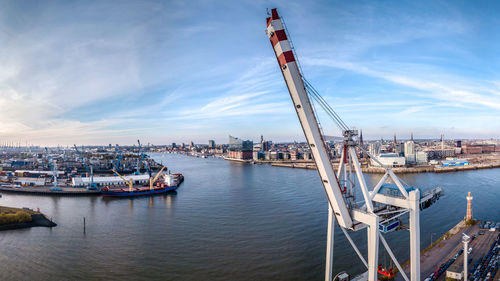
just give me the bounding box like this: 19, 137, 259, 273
0, 153, 497, 281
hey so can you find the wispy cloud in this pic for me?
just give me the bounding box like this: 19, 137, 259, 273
0, 0, 499, 144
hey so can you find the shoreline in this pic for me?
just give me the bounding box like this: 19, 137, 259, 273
0, 186, 101, 196
0, 206, 57, 231
268, 161, 500, 174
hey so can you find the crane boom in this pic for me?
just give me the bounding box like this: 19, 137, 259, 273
149, 166, 166, 190
112, 169, 133, 192
266, 9, 352, 229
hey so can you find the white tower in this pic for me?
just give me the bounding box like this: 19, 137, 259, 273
462, 233, 470, 281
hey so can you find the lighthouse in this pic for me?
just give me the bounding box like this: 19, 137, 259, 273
466, 192, 473, 221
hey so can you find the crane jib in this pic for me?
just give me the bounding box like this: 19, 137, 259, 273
266, 8, 353, 229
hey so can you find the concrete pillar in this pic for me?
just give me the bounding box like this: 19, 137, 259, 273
325, 206, 335, 281
409, 190, 421, 281
367, 215, 379, 281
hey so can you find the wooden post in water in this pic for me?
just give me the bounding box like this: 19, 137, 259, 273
83, 217, 86, 234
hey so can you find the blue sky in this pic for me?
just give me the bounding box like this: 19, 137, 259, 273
0, 0, 499, 145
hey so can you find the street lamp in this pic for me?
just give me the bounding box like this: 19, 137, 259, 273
462, 233, 470, 281
430, 232, 437, 245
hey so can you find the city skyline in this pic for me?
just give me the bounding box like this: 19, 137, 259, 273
1, 0, 500, 145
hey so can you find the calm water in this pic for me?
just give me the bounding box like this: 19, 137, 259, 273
0, 153, 499, 280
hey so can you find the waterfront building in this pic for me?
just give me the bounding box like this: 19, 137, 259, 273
404, 141, 416, 163
441, 159, 469, 167
415, 151, 428, 164
370, 153, 405, 167
228, 135, 253, 160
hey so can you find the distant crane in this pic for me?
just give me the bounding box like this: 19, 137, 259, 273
73, 145, 98, 190
113, 144, 123, 173
266, 9, 440, 281
136, 139, 147, 175
45, 147, 62, 191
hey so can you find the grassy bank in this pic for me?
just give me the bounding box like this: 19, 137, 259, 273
0, 206, 56, 230
0, 206, 34, 225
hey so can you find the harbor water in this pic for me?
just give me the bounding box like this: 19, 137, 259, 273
0, 153, 499, 280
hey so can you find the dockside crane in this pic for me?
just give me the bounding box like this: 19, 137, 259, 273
113, 144, 122, 173
112, 169, 134, 192
266, 9, 441, 281
45, 147, 62, 191
149, 166, 166, 190
135, 139, 146, 175
73, 145, 98, 190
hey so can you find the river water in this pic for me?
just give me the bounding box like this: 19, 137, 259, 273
0, 153, 498, 280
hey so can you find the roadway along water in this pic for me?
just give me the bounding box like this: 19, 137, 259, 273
0, 153, 498, 280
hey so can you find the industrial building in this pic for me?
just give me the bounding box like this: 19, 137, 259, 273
72, 174, 150, 188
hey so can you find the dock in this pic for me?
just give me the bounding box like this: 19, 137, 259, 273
396, 220, 500, 281
0, 186, 101, 196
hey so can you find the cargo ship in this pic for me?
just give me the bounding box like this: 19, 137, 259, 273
101, 167, 183, 197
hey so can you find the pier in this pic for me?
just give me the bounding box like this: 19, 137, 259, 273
0, 186, 101, 196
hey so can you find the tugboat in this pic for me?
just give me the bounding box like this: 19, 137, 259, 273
101, 167, 183, 197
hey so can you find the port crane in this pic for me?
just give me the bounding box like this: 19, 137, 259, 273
266, 9, 441, 281
136, 139, 146, 175
149, 166, 166, 190
73, 145, 98, 190
113, 144, 123, 172
45, 147, 62, 191
112, 169, 134, 192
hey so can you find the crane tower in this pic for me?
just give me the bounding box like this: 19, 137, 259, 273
266, 8, 441, 281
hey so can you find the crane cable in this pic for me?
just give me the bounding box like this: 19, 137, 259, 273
303, 78, 350, 132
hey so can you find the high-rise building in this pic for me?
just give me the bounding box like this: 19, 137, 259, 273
368, 142, 381, 156
404, 141, 416, 163
208, 140, 215, 148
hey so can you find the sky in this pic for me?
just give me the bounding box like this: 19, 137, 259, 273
1, 0, 499, 146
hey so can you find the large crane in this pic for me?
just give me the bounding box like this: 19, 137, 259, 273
45, 147, 62, 191
149, 166, 166, 190
266, 9, 441, 281
73, 145, 98, 190
136, 139, 146, 175
112, 169, 134, 192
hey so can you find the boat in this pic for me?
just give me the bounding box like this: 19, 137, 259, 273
101, 167, 183, 197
